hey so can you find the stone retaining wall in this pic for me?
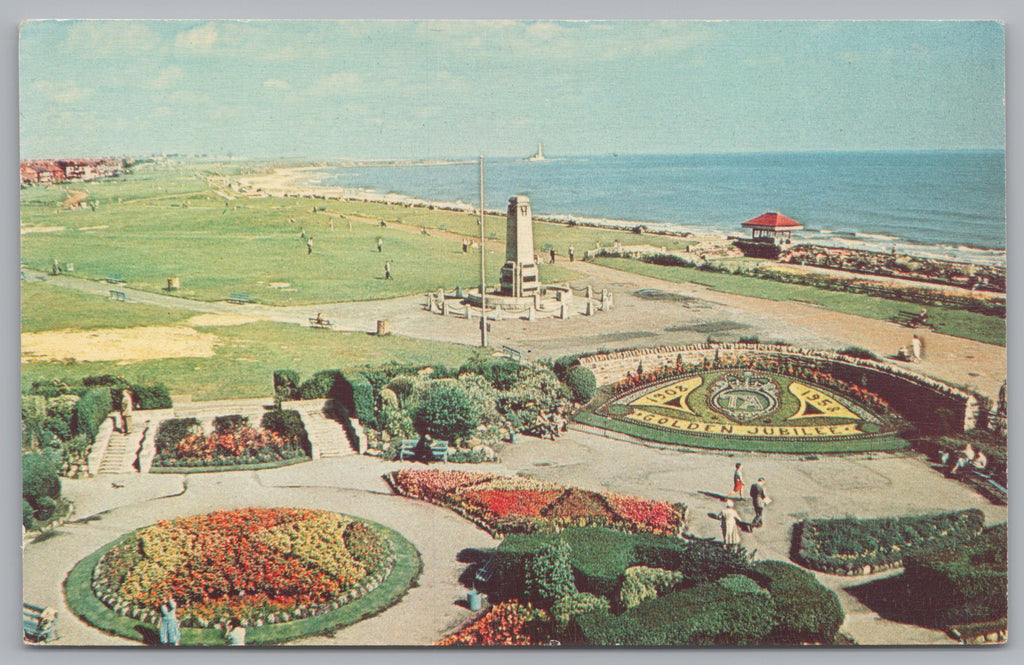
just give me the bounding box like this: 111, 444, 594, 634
579, 343, 979, 433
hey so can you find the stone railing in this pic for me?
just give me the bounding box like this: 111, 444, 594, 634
579, 343, 980, 433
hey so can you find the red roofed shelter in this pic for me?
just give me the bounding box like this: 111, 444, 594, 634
742, 211, 803, 242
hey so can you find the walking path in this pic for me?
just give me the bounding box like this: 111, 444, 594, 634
23, 264, 1005, 401
24, 424, 1006, 646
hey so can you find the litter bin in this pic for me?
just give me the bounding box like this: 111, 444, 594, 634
467, 589, 482, 611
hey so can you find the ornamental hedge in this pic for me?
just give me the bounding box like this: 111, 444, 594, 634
795, 509, 985, 575
900, 523, 1007, 629
74, 387, 114, 445
260, 409, 311, 455
565, 366, 597, 404
750, 560, 844, 643
22, 453, 63, 528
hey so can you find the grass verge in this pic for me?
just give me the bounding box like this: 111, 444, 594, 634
593, 257, 1005, 346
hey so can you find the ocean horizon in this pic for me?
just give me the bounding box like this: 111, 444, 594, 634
307, 150, 1005, 265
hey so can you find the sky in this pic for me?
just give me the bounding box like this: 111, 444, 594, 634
18, 20, 1005, 159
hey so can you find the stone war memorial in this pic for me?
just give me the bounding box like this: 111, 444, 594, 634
19, 20, 1007, 648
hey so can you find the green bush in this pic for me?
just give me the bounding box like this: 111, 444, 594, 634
155, 417, 203, 450
298, 369, 346, 400
260, 410, 310, 454
525, 541, 577, 608
575, 581, 776, 646
619, 566, 687, 609
796, 509, 985, 573
901, 523, 1007, 628
462, 358, 523, 391
73, 387, 114, 444
213, 414, 250, 434
751, 560, 844, 644
43, 416, 72, 441
551, 354, 582, 381
551, 592, 609, 633
350, 374, 375, 425
273, 369, 301, 400
412, 380, 486, 442
30, 378, 76, 399
565, 365, 598, 403
23, 453, 62, 528
838, 346, 882, 361
129, 383, 173, 409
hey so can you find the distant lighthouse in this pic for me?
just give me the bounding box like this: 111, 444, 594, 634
526, 141, 546, 162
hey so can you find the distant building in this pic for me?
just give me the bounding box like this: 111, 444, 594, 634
20, 157, 125, 186
741, 211, 803, 242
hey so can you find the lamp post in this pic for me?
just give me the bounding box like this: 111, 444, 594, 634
479, 155, 487, 348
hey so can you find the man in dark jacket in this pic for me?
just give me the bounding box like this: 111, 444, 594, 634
750, 478, 770, 527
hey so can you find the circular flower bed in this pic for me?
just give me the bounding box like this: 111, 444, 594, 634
90, 508, 396, 628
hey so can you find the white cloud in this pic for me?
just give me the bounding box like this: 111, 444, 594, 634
63, 21, 160, 56
31, 79, 94, 104
175, 23, 218, 51
263, 79, 291, 90
151, 66, 184, 90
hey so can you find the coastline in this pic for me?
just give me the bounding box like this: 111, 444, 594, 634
231, 166, 1006, 274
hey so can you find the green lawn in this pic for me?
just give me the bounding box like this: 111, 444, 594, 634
21, 283, 482, 400
22, 162, 639, 306
594, 257, 1005, 346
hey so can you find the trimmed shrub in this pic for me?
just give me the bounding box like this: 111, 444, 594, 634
298, 369, 345, 400
901, 523, 1007, 628
838, 346, 882, 361
462, 358, 523, 391
619, 566, 687, 609
551, 592, 609, 633
213, 414, 250, 434
43, 416, 72, 441
751, 560, 844, 644
524, 541, 576, 608
23, 453, 62, 528
273, 369, 301, 401
260, 409, 310, 454
45, 394, 80, 423
350, 374, 375, 425
574, 581, 776, 646
796, 509, 985, 574
30, 378, 76, 399
552, 354, 582, 381
129, 383, 173, 409
412, 381, 486, 442
155, 417, 203, 449
73, 387, 114, 444
565, 365, 597, 403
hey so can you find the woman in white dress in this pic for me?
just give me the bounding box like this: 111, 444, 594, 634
719, 500, 742, 548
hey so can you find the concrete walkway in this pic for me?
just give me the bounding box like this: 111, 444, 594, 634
24, 426, 1006, 646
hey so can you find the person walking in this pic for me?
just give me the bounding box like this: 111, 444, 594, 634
384, 261, 392, 280
568, 244, 575, 262
120, 389, 134, 435
729, 462, 744, 498
750, 478, 771, 528
549, 248, 556, 263
718, 500, 742, 548
462, 239, 469, 253
158, 596, 181, 646
306, 236, 313, 254
377, 237, 383, 252
911, 334, 922, 362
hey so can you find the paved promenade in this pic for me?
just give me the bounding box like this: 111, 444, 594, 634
23, 428, 1006, 646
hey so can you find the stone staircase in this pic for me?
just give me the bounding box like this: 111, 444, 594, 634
96, 423, 147, 475
300, 408, 355, 459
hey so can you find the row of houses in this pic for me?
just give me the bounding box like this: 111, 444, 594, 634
20, 158, 127, 186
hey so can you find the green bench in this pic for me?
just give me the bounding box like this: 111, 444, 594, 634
227, 292, 253, 304
398, 439, 450, 462
105, 274, 126, 284
308, 317, 333, 329
23, 603, 58, 643
109, 290, 128, 302
501, 345, 523, 362
893, 310, 932, 329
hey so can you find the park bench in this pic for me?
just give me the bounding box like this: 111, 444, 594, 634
23, 603, 58, 643
308, 317, 334, 329
892, 310, 932, 329
971, 467, 1007, 498
398, 439, 450, 462
501, 345, 523, 362
474, 553, 498, 586
105, 274, 126, 284
227, 292, 253, 304
109, 290, 128, 302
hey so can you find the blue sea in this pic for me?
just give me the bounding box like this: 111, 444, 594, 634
309, 151, 1006, 265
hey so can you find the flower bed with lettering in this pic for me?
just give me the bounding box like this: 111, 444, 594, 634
90, 508, 397, 627
387, 469, 685, 536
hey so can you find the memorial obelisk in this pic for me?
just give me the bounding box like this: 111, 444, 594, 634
499, 195, 540, 297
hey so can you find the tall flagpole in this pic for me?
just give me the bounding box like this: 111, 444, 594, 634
479, 155, 487, 348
